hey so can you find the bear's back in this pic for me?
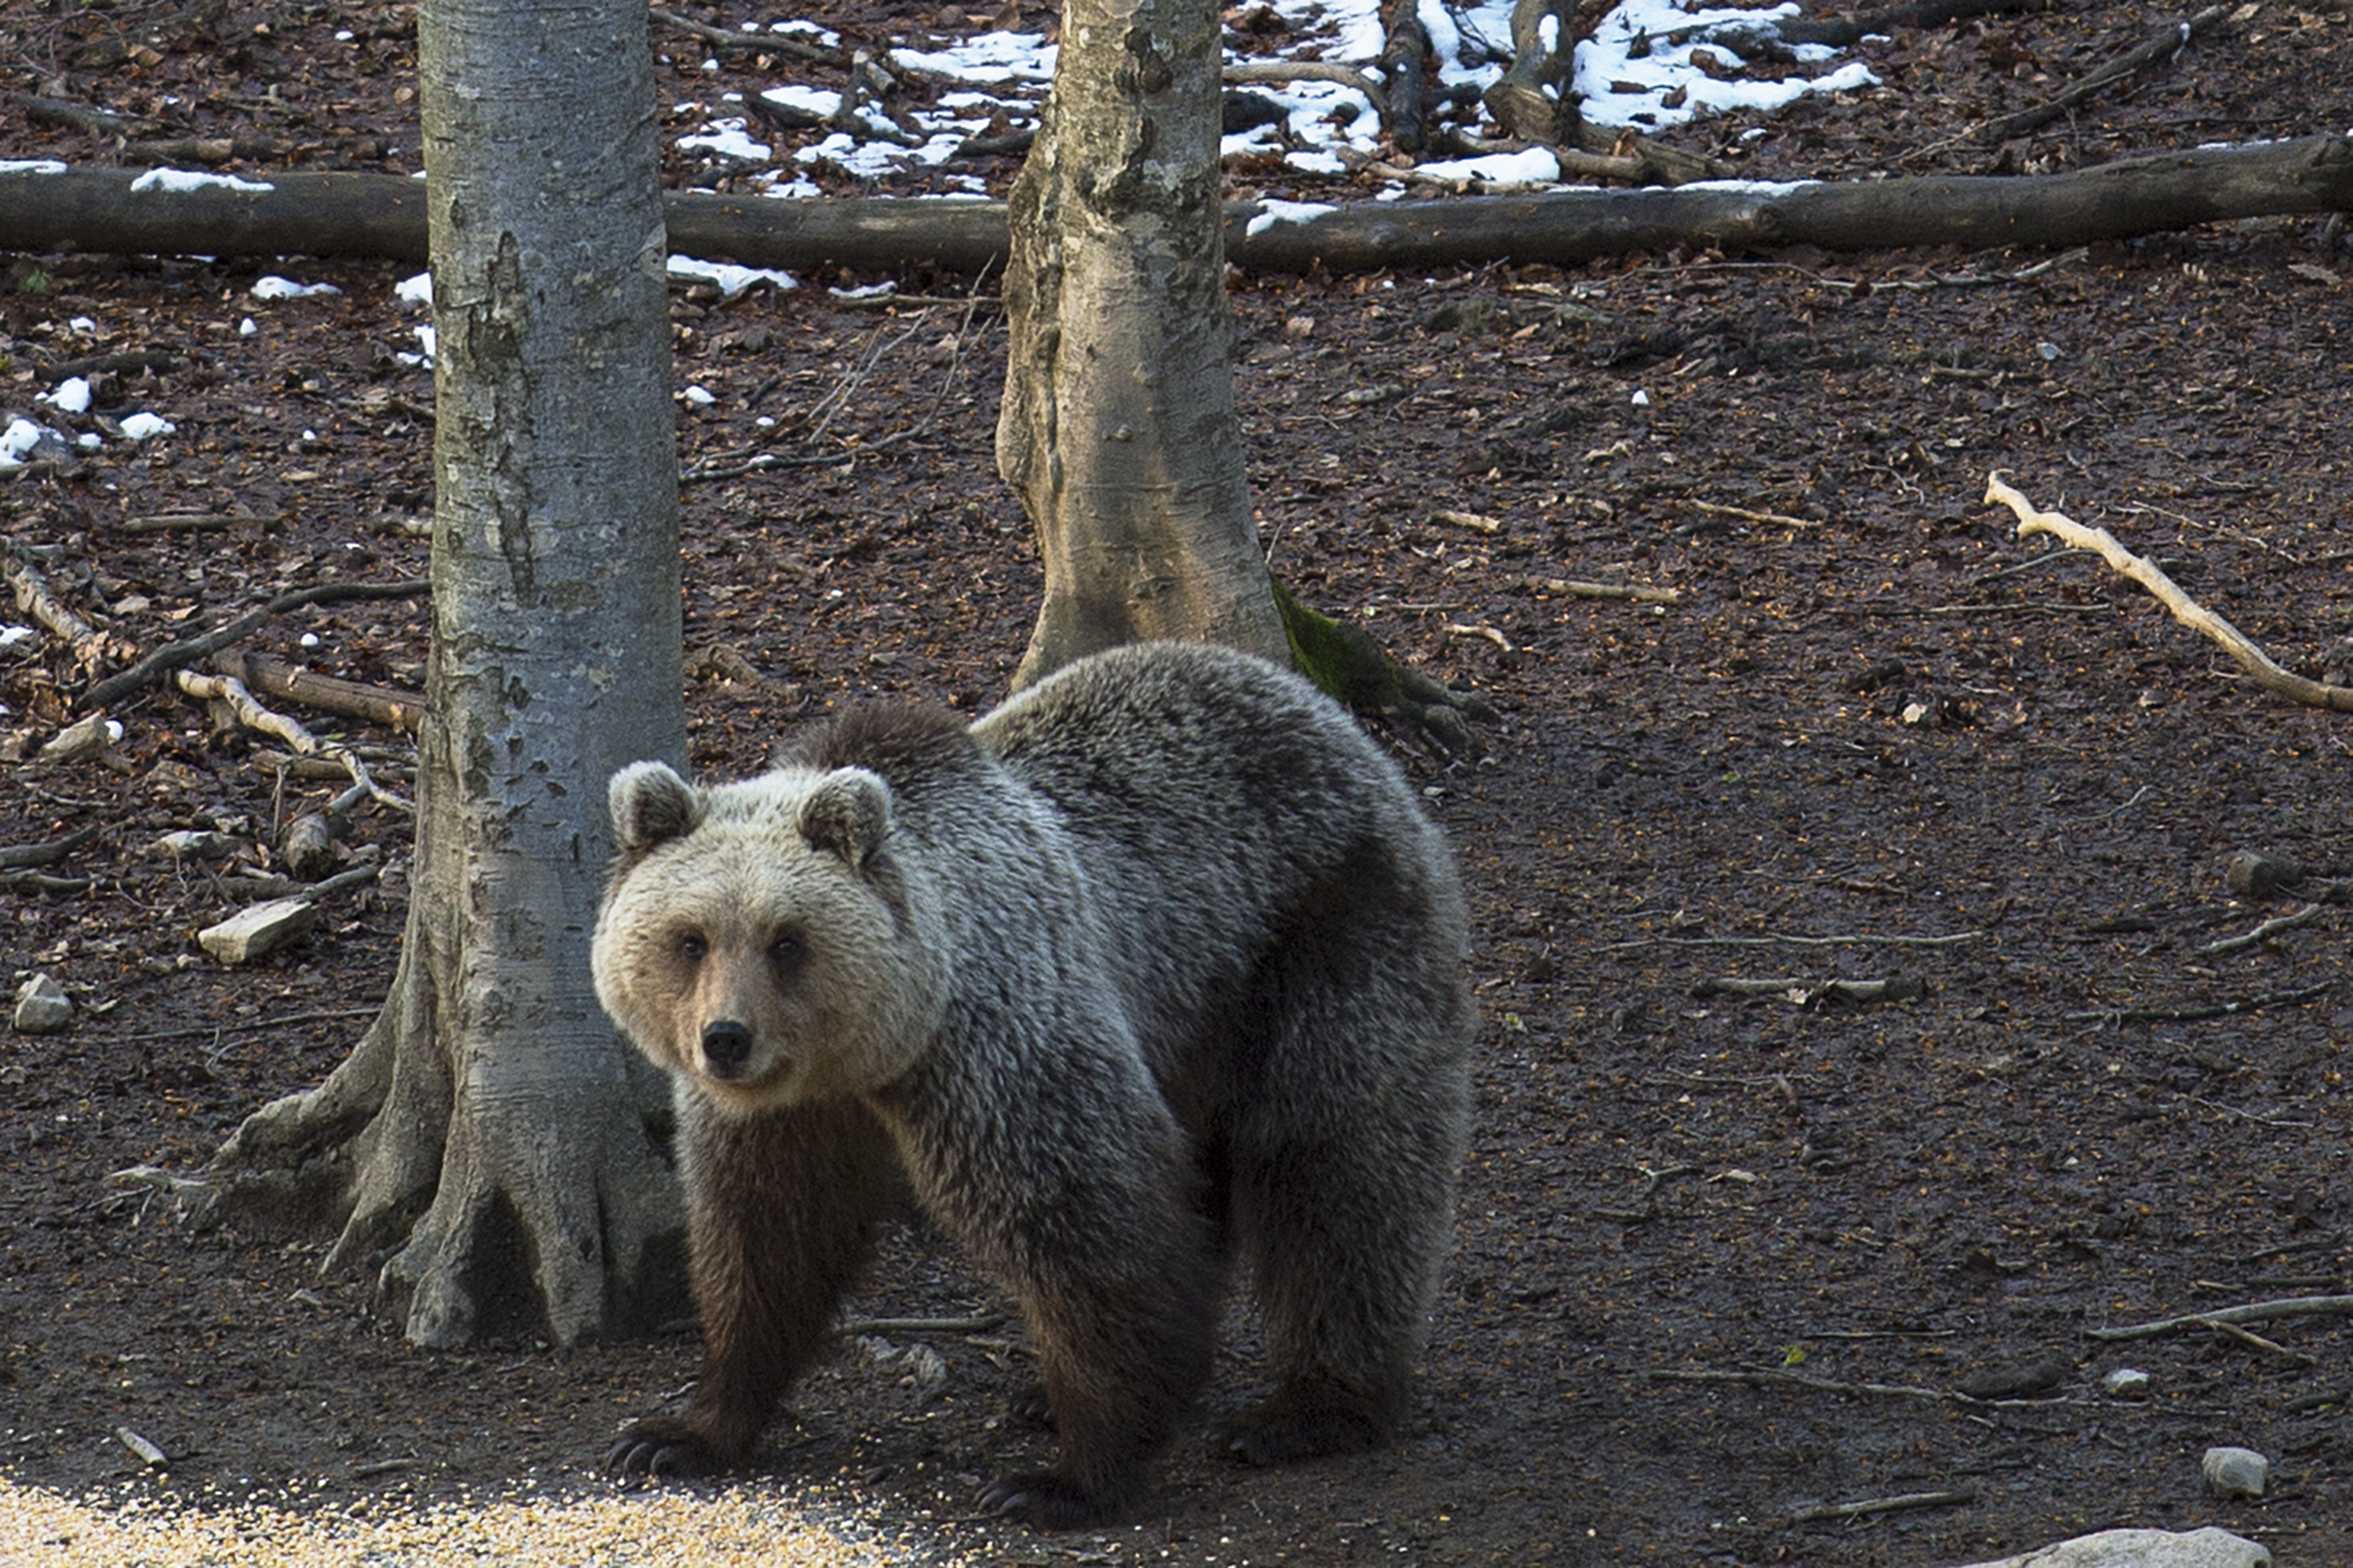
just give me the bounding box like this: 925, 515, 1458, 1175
973, 643, 1467, 1083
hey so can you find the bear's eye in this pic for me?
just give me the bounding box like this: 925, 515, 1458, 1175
677, 932, 709, 965
768, 932, 803, 974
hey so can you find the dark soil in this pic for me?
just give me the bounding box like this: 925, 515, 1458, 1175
4, 1, 2352, 1564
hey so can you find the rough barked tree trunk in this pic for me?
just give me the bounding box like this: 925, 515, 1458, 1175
207, 0, 688, 1347
994, 0, 1290, 688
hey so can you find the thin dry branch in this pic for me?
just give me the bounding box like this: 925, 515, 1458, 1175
174, 670, 412, 813
5, 552, 125, 676
1646, 1366, 2050, 1407
1985, 472, 2353, 713
2198, 903, 2325, 956
2062, 979, 2332, 1024
78, 577, 429, 712
1977, 5, 2230, 144
1787, 1489, 1976, 1524
1520, 576, 1685, 605
0, 823, 101, 869
2085, 1295, 2353, 1342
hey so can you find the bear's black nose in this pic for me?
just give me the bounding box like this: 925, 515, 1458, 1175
700, 1019, 753, 1075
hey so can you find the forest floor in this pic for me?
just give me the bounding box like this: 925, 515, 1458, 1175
3, 0, 2352, 1564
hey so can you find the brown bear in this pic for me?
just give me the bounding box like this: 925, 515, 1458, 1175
592, 640, 1473, 1528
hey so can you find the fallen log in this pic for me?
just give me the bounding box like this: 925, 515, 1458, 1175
5, 133, 2350, 275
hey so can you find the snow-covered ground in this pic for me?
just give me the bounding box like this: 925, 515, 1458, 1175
665, 0, 1878, 195
0, 0, 1877, 492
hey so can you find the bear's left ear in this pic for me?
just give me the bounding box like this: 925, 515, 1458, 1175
799, 767, 892, 868
610, 761, 704, 855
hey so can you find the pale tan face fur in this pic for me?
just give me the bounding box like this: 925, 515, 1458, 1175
592, 764, 945, 1116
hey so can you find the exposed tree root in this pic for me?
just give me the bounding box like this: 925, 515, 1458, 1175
1274, 579, 1493, 756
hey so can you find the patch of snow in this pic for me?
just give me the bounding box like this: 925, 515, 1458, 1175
0, 418, 52, 463
763, 84, 841, 115
1415, 147, 1563, 184
129, 168, 275, 194
0, 160, 68, 176
680, 121, 773, 162
117, 412, 176, 441
888, 31, 1057, 84
251, 275, 343, 300
395, 272, 433, 308
40, 378, 92, 415
1246, 200, 1339, 238
1574, 0, 1878, 130
667, 256, 800, 298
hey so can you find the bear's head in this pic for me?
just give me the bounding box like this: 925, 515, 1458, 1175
591, 759, 946, 1115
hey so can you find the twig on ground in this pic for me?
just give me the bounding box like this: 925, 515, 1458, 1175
2086, 1295, 2353, 1342
1689, 975, 1927, 1004
1433, 507, 1504, 534
2181, 1095, 2317, 1130
214, 650, 424, 732
1519, 576, 1685, 605
1788, 1489, 1976, 1524
174, 670, 412, 813
1984, 472, 2353, 713
1646, 1367, 2021, 1407
79, 578, 430, 713
2063, 980, 2331, 1024
6, 550, 125, 676
2188, 1314, 2316, 1363
2198, 903, 2324, 956
0, 869, 93, 893
649, 6, 841, 64
1610, 927, 1988, 951
109, 1006, 384, 1046
0, 823, 101, 869
1444, 623, 1514, 653
1976, 5, 2231, 144
1224, 59, 1389, 115
1686, 499, 1817, 530
205, 863, 383, 904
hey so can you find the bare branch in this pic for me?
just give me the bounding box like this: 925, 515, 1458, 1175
1985, 471, 2353, 713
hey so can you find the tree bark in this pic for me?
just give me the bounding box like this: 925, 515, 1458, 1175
9, 133, 2350, 276
993, 0, 1290, 687
207, 0, 688, 1349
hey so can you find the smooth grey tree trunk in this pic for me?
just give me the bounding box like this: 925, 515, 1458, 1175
208, 0, 687, 1347
994, 0, 1290, 688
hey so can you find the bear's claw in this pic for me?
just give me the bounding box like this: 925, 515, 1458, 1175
603, 1420, 722, 1481
978, 1470, 1116, 1531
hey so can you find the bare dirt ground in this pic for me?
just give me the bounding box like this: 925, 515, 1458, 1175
3, 1, 2352, 1564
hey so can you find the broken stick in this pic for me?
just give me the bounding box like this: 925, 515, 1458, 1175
1984, 472, 2353, 713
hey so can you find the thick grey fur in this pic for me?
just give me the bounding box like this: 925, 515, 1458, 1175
592, 641, 1474, 1529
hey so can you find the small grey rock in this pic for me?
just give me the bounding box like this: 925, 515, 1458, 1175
2203, 1445, 2268, 1498
2226, 850, 2304, 898
12, 973, 73, 1034
198, 897, 318, 964
1952, 1525, 2269, 1568
2101, 1367, 2151, 1398
36, 713, 123, 765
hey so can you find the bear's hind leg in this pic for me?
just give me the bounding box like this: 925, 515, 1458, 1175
608, 1098, 900, 1479
1223, 958, 1470, 1466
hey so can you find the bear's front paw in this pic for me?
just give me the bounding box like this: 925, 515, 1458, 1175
978, 1469, 1119, 1530
604, 1417, 729, 1481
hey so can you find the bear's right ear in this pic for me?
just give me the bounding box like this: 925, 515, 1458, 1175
799, 767, 892, 869
610, 761, 703, 855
